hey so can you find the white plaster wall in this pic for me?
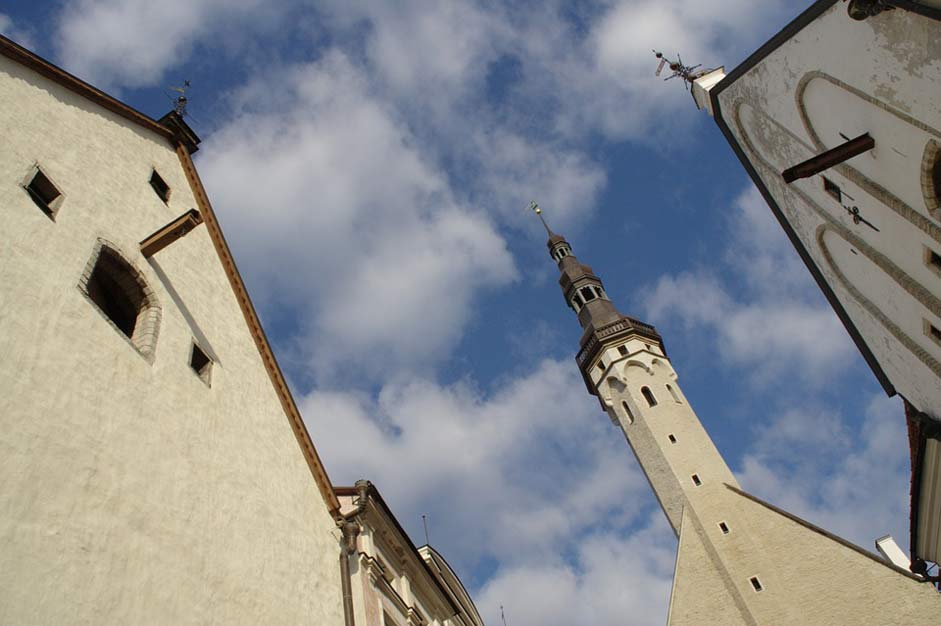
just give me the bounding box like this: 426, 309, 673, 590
717, 4, 941, 418
0, 57, 345, 624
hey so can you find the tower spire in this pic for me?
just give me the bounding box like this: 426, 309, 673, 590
529, 200, 554, 237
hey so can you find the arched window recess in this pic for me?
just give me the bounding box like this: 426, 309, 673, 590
641, 386, 657, 407
666, 384, 681, 403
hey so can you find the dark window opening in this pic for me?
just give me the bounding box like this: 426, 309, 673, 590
750, 577, 763, 592
666, 383, 681, 403
668, 434, 677, 444
618, 345, 628, 356
823, 177, 842, 202
927, 248, 941, 272
928, 322, 941, 344
932, 149, 940, 207
691, 474, 702, 487
190, 344, 212, 385
621, 401, 635, 425
719, 522, 730, 534
87, 251, 145, 339
580, 286, 596, 302
150, 169, 171, 203
25, 167, 62, 216
596, 361, 605, 372
573, 293, 583, 308
641, 386, 657, 407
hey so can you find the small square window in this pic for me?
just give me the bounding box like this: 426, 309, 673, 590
691, 474, 702, 487
749, 576, 763, 592
580, 286, 596, 302
823, 177, 842, 202
190, 343, 212, 385
718, 521, 729, 534
618, 345, 628, 356
150, 169, 171, 203
925, 247, 941, 276
596, 361, 605, 372
926, 320, 941, 346
668, 434, 677, 444
23, 166, 63, 217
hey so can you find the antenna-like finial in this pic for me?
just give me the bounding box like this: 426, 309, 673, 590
530, 200, 553, 236
169, 79, 192, 116
422, 514, 430, 545
500, 605, 508, 626
652, 50, 712, 91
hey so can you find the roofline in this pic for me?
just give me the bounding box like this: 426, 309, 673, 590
335, 484, 462, 616
178, 145, 340, 514
709, 0, 896, 397
418, 545, 485, 625
726, 483, 925, 582
0, 34, 174, 144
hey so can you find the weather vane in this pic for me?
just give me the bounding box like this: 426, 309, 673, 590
529, 200, 553, 236
652, 51, 712, 90
168, 79, 192, 116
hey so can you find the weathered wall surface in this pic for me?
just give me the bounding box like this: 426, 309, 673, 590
0, 56, 345, 625
716, 4, 941, 418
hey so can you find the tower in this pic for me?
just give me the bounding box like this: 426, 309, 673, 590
539, 208, 940, 624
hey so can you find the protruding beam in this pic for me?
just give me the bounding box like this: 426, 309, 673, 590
781, 133, 874, 183
139, 208, 203, 258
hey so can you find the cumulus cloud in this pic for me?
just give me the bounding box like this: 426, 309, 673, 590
0, 12, 34, 49
54, 0, 266, 88
644, 185, 856, 385
198, 52, 517, 381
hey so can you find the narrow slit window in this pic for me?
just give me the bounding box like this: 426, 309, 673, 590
190, 343, 212, 386
641, 386, 657, 407
718, 521, 730, 534
691, 474, 702, 487
749, 577, 763, 592
621, 401, 635, 425
23, 166, 63, 217
580, 286, 596, 302
668, 434, 677, 444
596, 361, 605, 372
150, 169, 171, 203
618, 345, 628, 356
666, 383, 681, 403
822, 177, 842, 202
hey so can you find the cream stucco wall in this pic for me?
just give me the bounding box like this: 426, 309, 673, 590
0, 56, 345, 624
715, 4, 941, 418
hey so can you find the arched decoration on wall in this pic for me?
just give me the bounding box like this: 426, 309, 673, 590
923, 140, 941, 220
641, 386, 657, 407
78, 239, 161, 362
666, 384, 681, 403
795, 71, 941, 229
734, 97, 941, 246
621, 401, 635, 425
622, 359, 653, 376
817, 225, 941, 376
734, 99, 941, 379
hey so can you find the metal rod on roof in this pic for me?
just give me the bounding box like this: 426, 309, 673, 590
422, 514, 430, 545
501, 605, 508, 626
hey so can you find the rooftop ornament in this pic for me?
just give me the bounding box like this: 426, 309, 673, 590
652, 50, 715, 90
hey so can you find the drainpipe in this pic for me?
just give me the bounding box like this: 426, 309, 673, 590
339, 480, 370, 626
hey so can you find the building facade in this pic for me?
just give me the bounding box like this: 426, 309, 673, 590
337, 482, 484, 626
542, 220, 941, 624
697, 0, 941, 570
0, 35, 349, 624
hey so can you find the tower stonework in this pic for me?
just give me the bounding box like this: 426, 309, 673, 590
546, 229, 941, 625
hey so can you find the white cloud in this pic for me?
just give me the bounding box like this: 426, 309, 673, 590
644, 185, 856, 385
54, 0, 265, 88
737, 393, 912, 552
198, 52, 517, 380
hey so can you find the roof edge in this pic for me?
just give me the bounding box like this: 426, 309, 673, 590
0, 34, 174, 144
176, 145, 341, 516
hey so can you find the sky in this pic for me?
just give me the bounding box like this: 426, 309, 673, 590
0, 1, 917, 624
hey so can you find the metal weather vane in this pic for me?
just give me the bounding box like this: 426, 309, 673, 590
529, 200, 553, 236
166, 79, 192, 116
653, 50, 711, 90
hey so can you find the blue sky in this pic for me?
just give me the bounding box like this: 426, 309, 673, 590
1, 1, 914, 623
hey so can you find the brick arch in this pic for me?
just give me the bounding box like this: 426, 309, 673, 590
78, 238, 161, 362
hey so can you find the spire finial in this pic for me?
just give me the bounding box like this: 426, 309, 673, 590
530, 200, 553, 236
168, 79, 192, 116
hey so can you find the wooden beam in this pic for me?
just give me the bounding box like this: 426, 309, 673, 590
139, 209, 203, 258
782, 133, 875, 183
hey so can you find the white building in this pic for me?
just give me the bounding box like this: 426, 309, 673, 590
0, 34, 351, 624
692, 0, 941, 572
540, 215, 941, 624
337, 482, 484, 626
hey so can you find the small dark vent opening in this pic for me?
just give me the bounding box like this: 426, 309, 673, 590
691, 474, 702, 487
150, 169, 171, 203
87, 252, 145, 338
618, 345, 628, 356
25, 168, 62, 215
668, 434, 677, 444
190, 343, 212, 385
718, 521, 730, 534
928, 249, 941, 272
823, 176, 842, 202
750, 576, 763, 592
